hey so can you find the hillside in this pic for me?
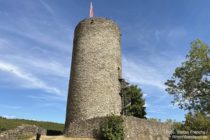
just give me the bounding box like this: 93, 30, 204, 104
0, 116, 64, 133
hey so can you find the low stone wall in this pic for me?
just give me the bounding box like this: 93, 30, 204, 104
65, 117, 105, 138
0, 124, 46, 140
65, 116, 172, 140
124, 116, 172, 140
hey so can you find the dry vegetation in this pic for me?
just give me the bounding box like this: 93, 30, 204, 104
29, 136, 96, 140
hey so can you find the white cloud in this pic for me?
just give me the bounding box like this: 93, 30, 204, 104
39, 0, 54, 14
122, 53, 184, 90
0, 61, 64, 96
155, 28, 187, 42
27, 95, 66, 102
28, 59, 70, 78
1, 55, 70, 78
0, 8, 74, 104
146, 104, 179, 117
0, 38, 10, 47
2, 115, 16, 119
144, 103, 149, 107
0, 11, 73, 98
0, 15, 73, 54
0, 104, 22, 110
123, 57, 165, 90
147, 109, 166, 115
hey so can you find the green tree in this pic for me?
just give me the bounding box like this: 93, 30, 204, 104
164, 119, 185, 131
172, 122, 185, 131
165, 39, 210, 115
184, 112, 210, 131
123, 85, 146, 118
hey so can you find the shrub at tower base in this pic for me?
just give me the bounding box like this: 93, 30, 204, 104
100, 115, 124, 140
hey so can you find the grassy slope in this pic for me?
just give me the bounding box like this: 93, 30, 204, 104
0, 116, 64, 133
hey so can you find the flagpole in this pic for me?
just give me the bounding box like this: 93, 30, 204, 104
89, 0, 94, 18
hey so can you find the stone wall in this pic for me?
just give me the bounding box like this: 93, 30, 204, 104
65, 116, 172, 140
124, 117, 172, 140
65, 117, 105, 138
65, 17, 122, 134
0, 124, 46, 140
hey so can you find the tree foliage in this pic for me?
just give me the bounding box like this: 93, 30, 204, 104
169, 112, 210, 132
164, 119, 185, 131
184, 112, 210, 131
165, 39, 210, 115
123, 85, 146, 118
100, 115, 124, 140
171, 121, 185, 131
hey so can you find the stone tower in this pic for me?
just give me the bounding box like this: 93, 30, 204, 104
64, 17, 122, 134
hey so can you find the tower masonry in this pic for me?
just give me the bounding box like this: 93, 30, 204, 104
64, 17, 122, 133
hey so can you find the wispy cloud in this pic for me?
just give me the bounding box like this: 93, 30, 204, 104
146, 104, 180, 118
28, 59, 70, 78
1, 55, 70, 78
0, 38, 10, 47
123, 57, 166, 90
0, 61, 64, 96
39, 0, 54, 14
0, 22, 72, 54
27, 94, 66, 102
154, 28, 187, 43
0, 104, 22, 110
0, 4, 73, 100
1, 115, 17, 119
122, 24, 186, 92
147, 109, 167, 115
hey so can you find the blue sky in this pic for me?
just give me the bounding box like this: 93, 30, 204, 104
0, 0, 210, 123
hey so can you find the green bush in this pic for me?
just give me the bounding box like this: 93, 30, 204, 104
100, 115, 124, 140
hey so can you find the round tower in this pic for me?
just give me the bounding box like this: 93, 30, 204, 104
64, 17, 122, 132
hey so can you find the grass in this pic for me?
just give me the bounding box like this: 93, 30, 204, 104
0, 116, 64, 133
17, 134, 33, 140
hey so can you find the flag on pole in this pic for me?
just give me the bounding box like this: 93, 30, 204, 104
90, 1, 94, 17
